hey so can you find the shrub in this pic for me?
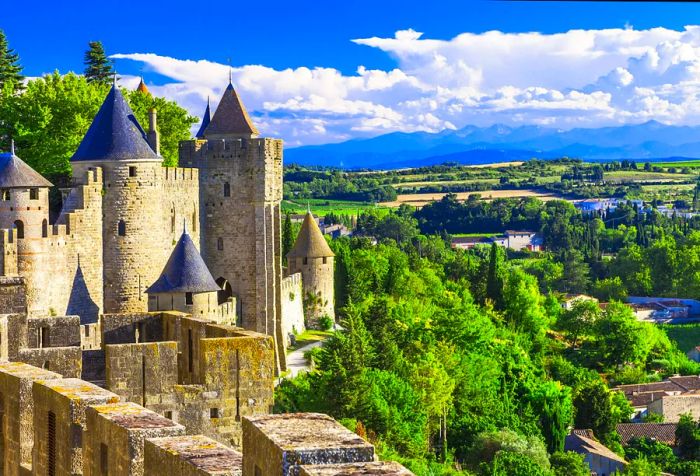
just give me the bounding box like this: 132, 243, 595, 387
319, 315, 334, 331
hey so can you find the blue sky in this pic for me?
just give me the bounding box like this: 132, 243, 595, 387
5, 0, 700, 145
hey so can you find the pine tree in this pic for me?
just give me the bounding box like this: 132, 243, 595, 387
282, 212, 293, 265
0, 30, 24, 92
83, 41, 113, 84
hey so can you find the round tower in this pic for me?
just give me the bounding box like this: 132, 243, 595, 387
71, 84, 166, 313
287, 211, 335, 328
0, 141, 53, 313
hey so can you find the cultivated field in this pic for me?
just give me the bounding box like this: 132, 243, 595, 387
380, 189, 566, 208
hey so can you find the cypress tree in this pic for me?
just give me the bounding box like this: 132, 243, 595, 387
486, 242, 503, 309
0, 30, 24, 92
282, 212, 293, 265
83, 41, 114, 84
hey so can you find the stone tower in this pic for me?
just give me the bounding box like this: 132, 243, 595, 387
71, 84, 167, 313
0, 143, 53, 313
287, 211, 335, 327
179, 81, 285, 368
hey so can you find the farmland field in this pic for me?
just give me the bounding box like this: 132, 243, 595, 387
380, 189, 566, 208
282, 198, 390, 216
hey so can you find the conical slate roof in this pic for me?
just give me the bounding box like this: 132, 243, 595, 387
146, 228, 220, 294
0, 144, 53, 188
71, 84, 160, 162
203, 82, 259, 137
287, 211, 335, 259
195, 97, 211, 138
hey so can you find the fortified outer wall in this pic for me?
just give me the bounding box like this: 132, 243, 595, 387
281, 273, 305, 342
0, 275, 25, 314
180, 138, 286, 370
0, 229, 18, 276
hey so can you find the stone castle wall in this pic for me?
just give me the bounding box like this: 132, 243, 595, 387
281, 273, 305, 341
289, 256, 335, 327
0, 276, 26, 314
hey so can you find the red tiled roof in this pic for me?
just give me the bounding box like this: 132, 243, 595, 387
617, 423, 677, 446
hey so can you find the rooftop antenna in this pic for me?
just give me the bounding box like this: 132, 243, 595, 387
10, 139, 14, 156
227, 57, 232, 84
307, 201, 311, 214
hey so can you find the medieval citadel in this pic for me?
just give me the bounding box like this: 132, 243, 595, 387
0, 79, 411, 475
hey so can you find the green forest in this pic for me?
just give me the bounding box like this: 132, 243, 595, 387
278, 199, 700, 475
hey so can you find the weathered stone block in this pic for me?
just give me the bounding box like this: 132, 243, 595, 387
144, 434, 242, 476
299, 462, 414, 475
84, 401, 184, 476
242, 413, 374, 476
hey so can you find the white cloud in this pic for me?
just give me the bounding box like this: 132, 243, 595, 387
112, 25, 700, 145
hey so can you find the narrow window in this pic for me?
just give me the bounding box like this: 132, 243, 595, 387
192, 209, 197, 232
100, 442, 108, 475
164, 411, 172, 420
210, 408, 220, 419
85, 326, 90, 337
187, 329, 193, 373
1, 190, 9, 200
129, 166, 137, 177
13, 220, 23, 239
170, 208, 175, 233
217, 237, 224, 251
48, 411, 56, 476
29, 188, 38, 200
39, 326, 50, 348
323, 257, 327, 264
223, 182, 230, 197
42, 219, 48, 238
118, 220, 126, 237
303, 257, 308, 265
185, 292, 193, 305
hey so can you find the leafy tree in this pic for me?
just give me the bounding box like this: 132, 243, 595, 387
676, 414, 700, 461
489, 451, 551, 476
623, 458, 661, 475
557, 299, 600, 348
558, 250, 590, 294
467, 429, 550, 473
573, 379, 619, 443
549, 451, 589, 476
591, 276, 628, 302
83, 41, 113, 85
625, 437, 676, 471
530, 381, 573, 453
595, 302, 652, 369
0, 29, 24, 93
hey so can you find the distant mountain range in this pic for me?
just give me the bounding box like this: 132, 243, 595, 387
285, 121, 700, 169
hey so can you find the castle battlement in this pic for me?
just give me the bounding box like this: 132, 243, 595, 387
162, 166, 199, 183
281, 272, 302, 293
179, 137, 283, 166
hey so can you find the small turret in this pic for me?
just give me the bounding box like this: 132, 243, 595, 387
0, 141, 52, 238
287, 211, 335, 327
146, 223, 221, 318
136, 77, 150, 95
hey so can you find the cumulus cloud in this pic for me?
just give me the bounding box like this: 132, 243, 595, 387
112, 25, 700, 146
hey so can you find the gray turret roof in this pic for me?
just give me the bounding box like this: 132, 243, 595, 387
287, 211, 335, 259
146, 228, 219, 294
71, 84, 160, 162
195, 97, 211, 138
0, 143, 53, 188
203, 82, 259, 137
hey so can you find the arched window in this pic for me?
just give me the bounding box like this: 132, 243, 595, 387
223, 182, 230, 198
1, 190, 9, 201
216, 277, 233, 305
13, 220, 24, 239
217, 237, 224, 251
42, 219, 48, 238
118, 220, 126, 237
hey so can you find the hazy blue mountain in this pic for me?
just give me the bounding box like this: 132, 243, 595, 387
285, 121, 700, 169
